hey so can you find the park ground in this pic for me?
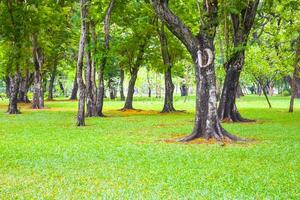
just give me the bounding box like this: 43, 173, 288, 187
0, 96, 299, 199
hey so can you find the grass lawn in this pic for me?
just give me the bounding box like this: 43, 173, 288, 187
0, 95, 299, 199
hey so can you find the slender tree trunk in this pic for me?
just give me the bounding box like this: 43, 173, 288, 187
146, 68, 152, 98
218, 0, 259, 122
76, 0, 88, 126
180, 84, 188, 96
152, 0, 241, 142
85, 23, 97, 117
70, 71, 78, 100
289, 33, 300, 112
32, 35, 44, 109
120, 69, 125, 101
122, 40, 148, 110
108, 78, 116, 100
58, 80, 65, 96
8, 73, 20, 114
48, 64, 57, 100
96, 0, 115, 116
158, 22, 176, 112
5, 76, 10, 98
123, 68, 138, 110
96, 63, 105, 116
18, 71, 32, 103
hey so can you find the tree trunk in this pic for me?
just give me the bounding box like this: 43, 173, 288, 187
218, 0, 259, 122
120, 69, 125, 101
32, 35, 44, 109
85, 23, 97, 117
70, 71, 78, 100
289, 33, 300, 112
152, 0, 241, 142
8, 73, 20, 114
18, 72, 32, 103
58, 80, 65, 96
218, 53, 250, 122
96, 0, 115, 116
76, 0, 88, 126
146, 68, 152, 98
96, 63, 105, 116
122, 40, 147, 110
5, 76, 10, 98
108, 78, 116, 100
123, 68, 138, 110
158, 22, 176, 112
180, 84, 188, 96
48, 64, 57, 100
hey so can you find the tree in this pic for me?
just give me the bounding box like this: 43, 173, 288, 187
96, 0, 115, 117
218, 0, 260, 122
151, 0, 241, 141
157, 21, 176, 113
76, 0, 89, 126
289, 33, 300, 112
122, 36, 149, 110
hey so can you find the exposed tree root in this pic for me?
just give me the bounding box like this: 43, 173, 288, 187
178, 127, 246, 143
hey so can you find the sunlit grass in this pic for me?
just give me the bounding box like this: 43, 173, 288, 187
0, 96, 299, 199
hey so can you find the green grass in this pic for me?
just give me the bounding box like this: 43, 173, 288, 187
0, 96, 299, 199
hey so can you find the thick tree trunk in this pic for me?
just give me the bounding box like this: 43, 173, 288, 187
218, 0, 259, 122
123, 68, 138, 110
152, 0, 241, 142
289, 33, 300, 112
76, 0, 88, 126
218, 53, 251, 122
32, 35, 44, 109
8, 73, 20, 114
48, 65, 57, 100
120, 69, 125, 101
70, 72, 78, 100
158, 22, 176, 112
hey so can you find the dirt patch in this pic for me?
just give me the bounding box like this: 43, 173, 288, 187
161, 134, 257, 147
112, 109, 159, 116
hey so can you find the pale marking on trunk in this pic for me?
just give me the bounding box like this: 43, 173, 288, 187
197, 48, 213, 68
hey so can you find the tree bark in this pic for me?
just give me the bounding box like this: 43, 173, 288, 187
96, 0, 115, 116
18, 71, 32, 103
120, 69, 125, 101
70, 71, 78, 100
218, 0, 259, 122
123, 68, 138, 110
76, 0, 88, 126
48, 64, 57, 100
85, 23, 97, 117
32, 35, 44, 109
8, 73, 20, 114
152, 0, 241, 142
157, 22, 175, 112
5, 76, 10, 98
180, 83, 188, 96
289, 33, 300, 112
108, 78, 116, 100
123, 41, 147, 110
